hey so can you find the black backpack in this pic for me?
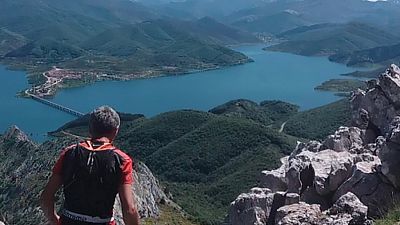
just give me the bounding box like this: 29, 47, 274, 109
61, 143, 123, 218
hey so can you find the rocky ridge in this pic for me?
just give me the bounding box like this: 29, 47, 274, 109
0, 126, 173, 225
228, 64, 400, 225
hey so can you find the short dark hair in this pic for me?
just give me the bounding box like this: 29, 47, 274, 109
89, 106, 120, 138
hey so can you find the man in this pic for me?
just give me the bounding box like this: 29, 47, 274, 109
40, 106, 140, 225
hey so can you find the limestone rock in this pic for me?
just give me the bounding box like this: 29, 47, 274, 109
0, 221, 4, 225
260, 157, 288, 192
378, 66, 400, 105
334, 160, 398, 218
311, 150, 354, 196
379, 117, 400, 189
328, 192, 368, 224
2, 125, 30, 143
275, 202, 322, 225
322, 127, 364, 153
114, 162, 170, 222
290, 141, 322, 157
286, 149, 354, 196
228, 188, 274, 225
286, 151, 314, 194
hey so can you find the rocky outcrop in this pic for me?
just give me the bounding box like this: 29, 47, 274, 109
0, 127, 173, 225
114, 162, 172, 223
228, 188, 274, 225
228, 64, 400, 225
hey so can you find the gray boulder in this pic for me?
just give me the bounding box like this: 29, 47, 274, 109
328, 192, 369, 224
275, 202, 322, 225
260, 157, 288, 192
322, 127, 364, 153
228, 188, 274, 225
311, 150, 354, 196
286, 149, 354, 196
286, 151, 314, 194
334, 159, 398, 218
379, 117, 400, 189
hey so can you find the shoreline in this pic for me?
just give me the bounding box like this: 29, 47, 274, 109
4, 56, 253, 99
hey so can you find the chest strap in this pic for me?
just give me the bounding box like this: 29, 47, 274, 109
62, 209, 114, 223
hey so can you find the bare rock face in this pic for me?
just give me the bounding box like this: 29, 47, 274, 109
228, 64, 400, 225
379, 117, 400, 189
311, 150, 354, 196
274, 193, 371, 225
228, 188, 274, 225
0, 221, 5, 225
275, 203, 322, 225
322, 127, 364, 152
2, 125, 30, 143
351, 64, 400, 136
328, 192, 368, 224
114, 162, 171, 223
260, 157, 288, 192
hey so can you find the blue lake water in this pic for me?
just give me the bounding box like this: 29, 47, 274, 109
0, 44, 363, 141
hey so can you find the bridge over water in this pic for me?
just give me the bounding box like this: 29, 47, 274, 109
27, 93, 85, 117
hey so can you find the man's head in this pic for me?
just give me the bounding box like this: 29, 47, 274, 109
89, 106, 120, 140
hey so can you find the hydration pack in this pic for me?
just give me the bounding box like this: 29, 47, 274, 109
61, 143, 123, 218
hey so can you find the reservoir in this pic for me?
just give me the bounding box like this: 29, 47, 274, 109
0, 44, 363, 141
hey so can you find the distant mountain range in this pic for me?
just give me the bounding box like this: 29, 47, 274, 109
0, 0, 259, 86
232, 11, 311, 35
330, 42, 400, 67
267, 22, 399, 56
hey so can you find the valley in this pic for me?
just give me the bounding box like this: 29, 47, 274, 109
2, 0, 400, 225
0, 45, 361, 141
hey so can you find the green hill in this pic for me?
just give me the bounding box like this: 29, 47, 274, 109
0, 0, 251, 88
329, 42, 400, 67
0, 28, 27, 57
267, 22, 399, 56
232, 11, 311, 35
6, 38, 84, 62
283, 99, 352, 140
55, 100, 300, 224
172, 17, 261, 45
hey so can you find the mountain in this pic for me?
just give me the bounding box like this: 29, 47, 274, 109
0, 0, 252, 91
0, 0, 157, 34
227, 0, 400, 25
72, 20, 251, 74
329, 42, 400, 67
136, 0, 269, 19
267, 22, 399, 56
0, 28, 28, 57
165, 17, 261, 45
231, 11, 311, 35
225, 0, 400, 40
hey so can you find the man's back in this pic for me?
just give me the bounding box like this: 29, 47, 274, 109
40, 106, 140, 225
53, 141, 133, 223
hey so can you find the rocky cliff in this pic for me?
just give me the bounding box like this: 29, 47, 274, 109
0, 126, 173, 225
228, 64, 400, 225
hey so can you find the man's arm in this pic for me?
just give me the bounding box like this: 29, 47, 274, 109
40, 174, 62, 225
118, 184, 140, 225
